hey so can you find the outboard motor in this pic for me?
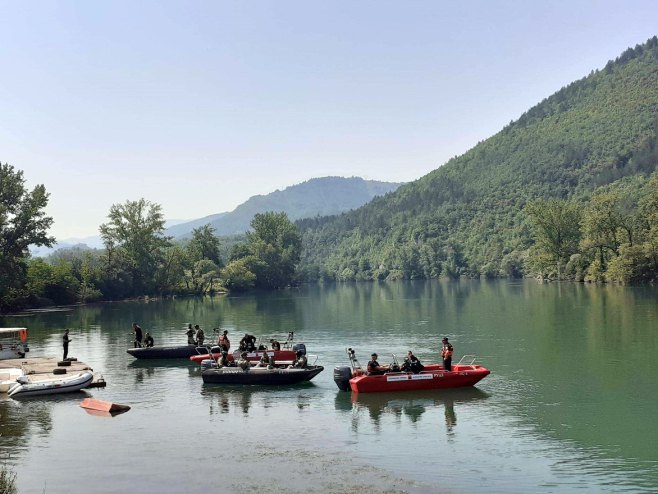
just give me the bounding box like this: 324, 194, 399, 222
292, 343, 306, 356
200, 359, 216, 370
333, 366, 353, 391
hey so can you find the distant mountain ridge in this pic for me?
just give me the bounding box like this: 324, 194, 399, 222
297, 36, 658, 280
165, 176, 403, 238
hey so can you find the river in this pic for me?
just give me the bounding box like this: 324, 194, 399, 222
1, 280, 656, 493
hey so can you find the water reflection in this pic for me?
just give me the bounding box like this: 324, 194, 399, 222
200, 383, 319, 416
339, 388, 489, 435
0, 393, 89, 462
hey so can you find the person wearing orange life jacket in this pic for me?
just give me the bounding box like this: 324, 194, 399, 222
441, 337, 454, 372
217, 329, 230, 351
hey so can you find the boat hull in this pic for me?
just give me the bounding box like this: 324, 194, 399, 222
8, 371, 93, 398
127, 345, 201, 359
349, 364, 490, 393
202, 365, 324, 385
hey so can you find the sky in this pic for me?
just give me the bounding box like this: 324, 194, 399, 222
1, 1, 657, 240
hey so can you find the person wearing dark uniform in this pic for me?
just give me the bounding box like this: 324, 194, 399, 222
132, 323, 143, 348
217, 330, 230, 351
441, 337, 454, 372
401, 350, 424, 373
289, 350, 307, 369
63, 329, 72, 360
239, 334, 249, 351
144, 332, 154, 347
186, 324, 196, 345
195, 325, 205, 346
270, 338, 281, 351
367, 353, 387, 375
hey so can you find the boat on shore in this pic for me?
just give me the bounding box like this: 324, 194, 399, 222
202, 364, 324, 385
334, 349, 490, 393
8, 370, 93, 398
0, 368, 24, 393
127, 345, 205, 359
0, 328, 29, 360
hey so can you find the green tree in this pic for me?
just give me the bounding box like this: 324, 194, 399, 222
0, 163, 54, 312
525, 198, 582, 279
187, 225, 222, 266
243, 212, 302, 289
220, 258, 257, 291
99, 199, 171, 295
182, 225, 223, 293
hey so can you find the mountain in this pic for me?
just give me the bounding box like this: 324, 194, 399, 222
166, 177, 403, 238
297, 37, 658, 281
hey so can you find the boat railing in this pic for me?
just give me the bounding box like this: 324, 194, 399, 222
457, 354, 479, 365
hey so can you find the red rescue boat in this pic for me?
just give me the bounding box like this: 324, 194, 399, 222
334, 349, 490, 394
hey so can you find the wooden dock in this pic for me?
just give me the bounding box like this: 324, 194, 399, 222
0, 356, 106, 389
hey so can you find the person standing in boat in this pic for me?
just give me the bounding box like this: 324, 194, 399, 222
144, 332, 154, 347
62, 329, 72, 360
132, 323, 143, 348
185, 324, 196, 345
270, 338, 281, 351
441, 337, 454, 372
367, 353, 387, 375
217, 329, 230, 351
195, 325, 205, 346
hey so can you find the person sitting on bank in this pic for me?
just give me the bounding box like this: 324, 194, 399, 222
270, 338, 281, 351
185, 324, 196, 345
195, 325, 205, 346
441, 337, 454, 372
237, 351, 250, 370
289, 350, 307, 369
401, 350, 424, 373
144, 332, 154, 348
367, 353, 388, 375
217, 329, 230, 351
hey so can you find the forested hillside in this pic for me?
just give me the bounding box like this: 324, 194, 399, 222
298, 37, 658, 281
166, 176, 402, 238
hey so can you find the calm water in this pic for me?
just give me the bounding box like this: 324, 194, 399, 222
1, 280, 657, 494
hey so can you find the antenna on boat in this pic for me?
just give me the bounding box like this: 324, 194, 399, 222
284, 331, 294, 349
346, 348, 361, 372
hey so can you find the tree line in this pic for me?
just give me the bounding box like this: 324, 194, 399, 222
0, 163, 301, 313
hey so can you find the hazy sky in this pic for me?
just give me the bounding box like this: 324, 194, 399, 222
1, 1, 657, 239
